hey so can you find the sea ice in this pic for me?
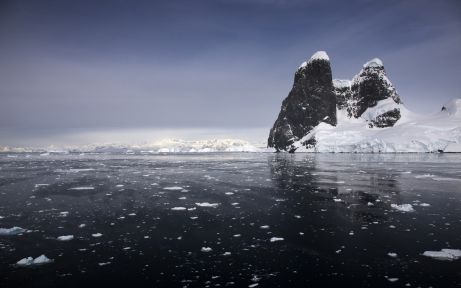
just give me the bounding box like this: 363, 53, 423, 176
270, 237, 284, 242
57, 235, 74, 241
195, 202, 220, 208
391, 204, 415, 212
201, 247, 213, 252
422, 249, 461, 261
171, 207, 187, 211
16, 255, 53, 266
163, 187, 184, 190
0, 226, 26, 235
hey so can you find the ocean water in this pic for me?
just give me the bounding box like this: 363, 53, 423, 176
0, 153, 460, 287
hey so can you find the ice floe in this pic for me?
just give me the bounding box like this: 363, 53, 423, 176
0, 226, 26, 235
391, 204, 415, 212
270, 237, 284, 242
171, 207, 187, 211
16, 255, 53, 266
195, 202, 220, 208
201, 247, 213, 252
422, 249, 461, 261
57, 235, 74, 241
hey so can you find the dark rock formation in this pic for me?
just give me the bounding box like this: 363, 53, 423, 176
333, 58, 402, 127
350, 58, 401, 117
268, 51, 337, 152
368, 108, 401, 128
269, 53, 404, 152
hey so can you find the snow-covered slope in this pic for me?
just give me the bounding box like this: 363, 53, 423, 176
293, 98, 461, 153
0, 139, 269, 154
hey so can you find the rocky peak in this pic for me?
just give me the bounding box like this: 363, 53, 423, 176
268, 51, 337, 152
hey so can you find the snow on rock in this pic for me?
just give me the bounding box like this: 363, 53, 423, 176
0, 227, 26, 235
363, 58, 383, 68
16, 255, 53, 266
57, 235, 74, 241
422, 249, 461, 261
309, 51, 329, 63
195, 202, 220, 208
391, 204, 415, 212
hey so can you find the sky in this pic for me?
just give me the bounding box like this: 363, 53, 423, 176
1, 0, 460, 146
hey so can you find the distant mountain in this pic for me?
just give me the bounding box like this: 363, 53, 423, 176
268, 51, 461, 153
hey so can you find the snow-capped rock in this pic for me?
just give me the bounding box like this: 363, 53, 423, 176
268, 51, 337, 152
269, 51, 461, 153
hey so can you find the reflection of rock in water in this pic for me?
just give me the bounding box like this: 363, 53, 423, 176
268, 153, 403, 224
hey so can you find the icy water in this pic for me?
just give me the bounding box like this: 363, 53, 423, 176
0, 153, 460, 287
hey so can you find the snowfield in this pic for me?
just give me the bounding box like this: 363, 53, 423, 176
293, 98, 461, 153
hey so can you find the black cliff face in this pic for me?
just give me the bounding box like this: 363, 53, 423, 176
268, 56, 336, 152
350, 62, 401, 118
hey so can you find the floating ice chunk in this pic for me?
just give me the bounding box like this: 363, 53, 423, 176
419, 203, 431, 207
171, 207, 187, 211
387, 278, 399, 283
195, 202, 220, 208
115, 184, 124, 187
92, 233, 103, 238
78, 224, 86, 228
98, 262, 111, 266
59, 211, 69, 217
270, 237, 284, 242
69, 187, 94, 190
391, 204, 415, 212
17, 255, 53, 266
387, 252, 398, 258
16, 257, 33, 266
222, 252, 231, 256
225, 192, 234, 195
422, 249, 461, 261
0, 226, 26, 235
248, 284, 259, 288
260, 225, 270, 229
163, 186, 184, 190
201, 247, 213, 252
57, 235, 74, 241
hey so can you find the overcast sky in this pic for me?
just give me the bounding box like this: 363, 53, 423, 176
1, 0, 460, 146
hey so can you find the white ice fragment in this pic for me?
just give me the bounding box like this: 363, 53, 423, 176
391, 204, 415, 212
163, 186, 184, 190
92, 233, 103, 238
270, 237, 284, 242
260, 225, 270, 229
69, 186, 94, 190
0, 226, 26, 235
201, 247, 213, 252
17, 255, 53, 266
422, 249, 461, 261
195, 202, 220, 208
171, 207, 187, 211
57, 235, 74, 241
387, 252, 398, 258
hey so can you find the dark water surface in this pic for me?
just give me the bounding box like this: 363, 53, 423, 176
0, 153, 460, 287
